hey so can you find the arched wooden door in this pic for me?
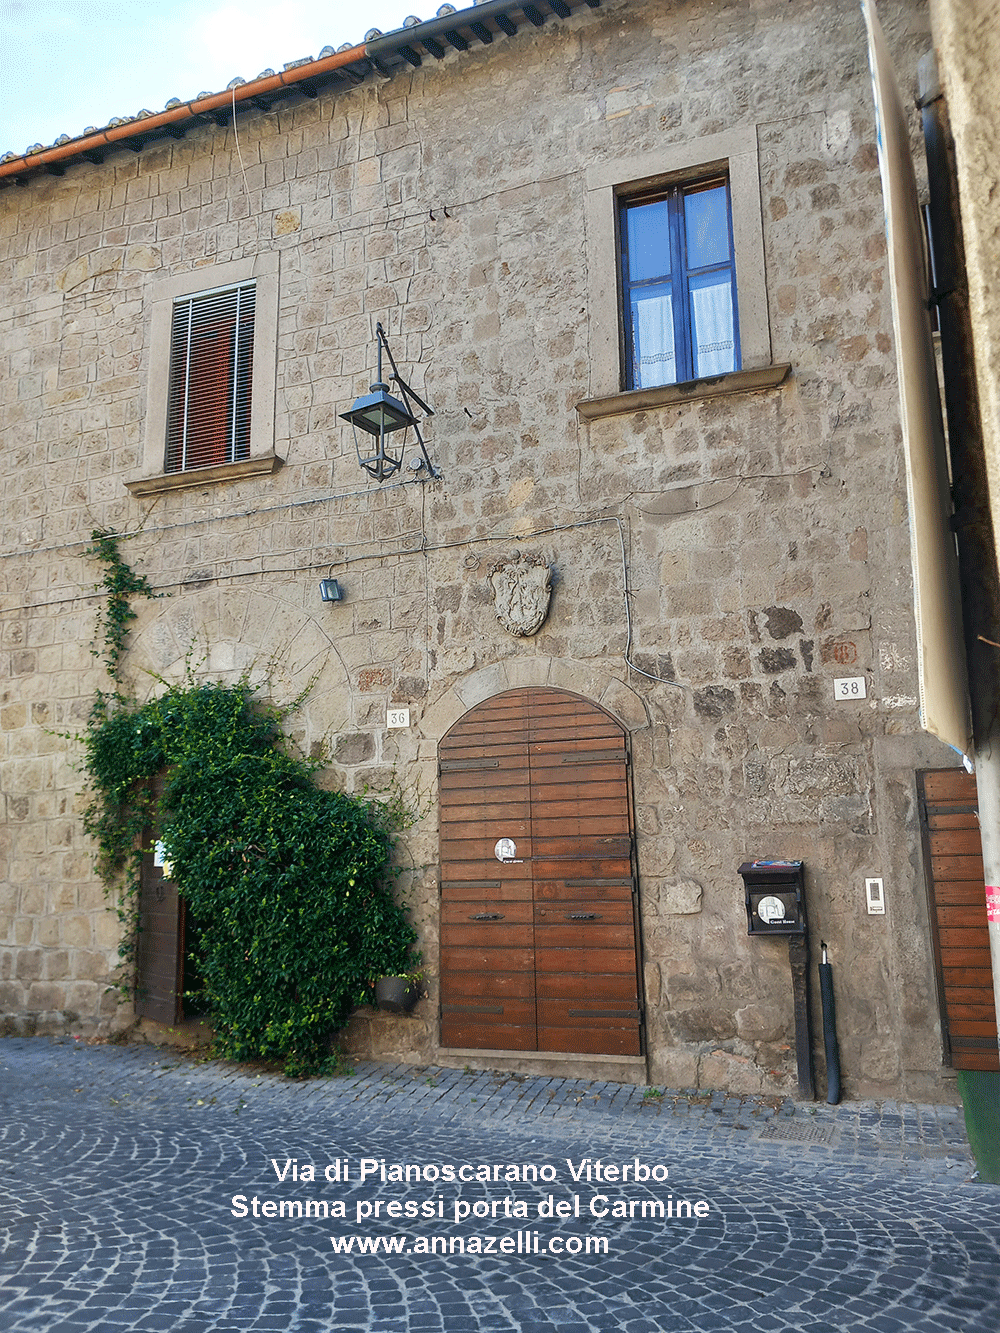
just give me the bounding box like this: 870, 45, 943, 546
438, 688, 643, 1056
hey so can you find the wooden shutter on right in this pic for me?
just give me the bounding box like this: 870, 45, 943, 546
920, 769, 999, 1071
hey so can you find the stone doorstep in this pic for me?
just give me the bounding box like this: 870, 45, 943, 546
435, 1046, 649, 1086
133, 1017, 214, 1049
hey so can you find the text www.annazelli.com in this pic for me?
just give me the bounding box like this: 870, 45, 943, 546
330, 1232, 608, 1256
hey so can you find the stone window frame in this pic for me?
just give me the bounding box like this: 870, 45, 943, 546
579, 126, 789, 420
126, 253, 281, 496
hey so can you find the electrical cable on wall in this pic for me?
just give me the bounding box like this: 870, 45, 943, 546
5, 512, 684, 690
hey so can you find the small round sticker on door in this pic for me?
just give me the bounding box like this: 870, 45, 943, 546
494, 837, 517, 862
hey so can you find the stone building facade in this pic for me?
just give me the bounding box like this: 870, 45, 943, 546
0, 0, 969, 1099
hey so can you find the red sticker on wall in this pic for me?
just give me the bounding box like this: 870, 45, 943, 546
986, 887, 1000, 923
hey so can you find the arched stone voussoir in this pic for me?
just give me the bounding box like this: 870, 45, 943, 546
124, 585, 344, 712
416, 686, 467, 742
423, 656, 649, 739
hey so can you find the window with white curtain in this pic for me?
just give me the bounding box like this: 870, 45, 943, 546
620, 178, 740, 390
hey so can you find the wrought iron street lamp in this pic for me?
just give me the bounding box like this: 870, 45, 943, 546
340, 323, 436, 482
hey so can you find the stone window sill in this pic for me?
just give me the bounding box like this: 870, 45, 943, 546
124, 453, 283, 497
575, 363, 792, 421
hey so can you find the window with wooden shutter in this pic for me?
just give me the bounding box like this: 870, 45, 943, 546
165, 283, 255, 472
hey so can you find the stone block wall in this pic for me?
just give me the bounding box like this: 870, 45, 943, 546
0, 0, 962, 1098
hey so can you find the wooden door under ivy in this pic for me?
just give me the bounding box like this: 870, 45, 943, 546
919, 769, 999, 1071
135, 775, 200, 1025
438, 688, 643, 1056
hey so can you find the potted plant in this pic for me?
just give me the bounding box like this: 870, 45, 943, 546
375, 970, 424, 1014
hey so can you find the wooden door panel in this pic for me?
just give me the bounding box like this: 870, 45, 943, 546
441, 971, 536, 1001
936, 905, 990, 928
534, 946, 637, 974
943, 966, 995, 988
440, 749, 528, 770
442, 885, 536, 906
951, 1051, 1000, 1071
530, 739, 625, 758
531, 816, 630, 839
440, 803, 532, 824
530, 764, 628, 787
928, 829, 984, 855
530, 748, 627, 766
532, 836, 632, 857
537, 1025, 642, 1056
439, 774, 531, 797
442, 900, 533, 924
526, 798, 630, 820
920, 769, 998, 1072
938, 932, 992, 956
927, 811, 981, 829
950, 1008, 1000, 1027
930, 855, 985, 879
946, 994, 997, 1015
923, 770, 978, 801
532, 859, 633, 879
930, 879, 992, 905
535, 972, 638, 1002
440, 769, 530, 791
441, 1020, 537, 1051
950, 1020, 1000, 1038
526, 781, 629, 805
537, 1000, 641, 1027
533, 880, 633, 902
442, 924, 535, 949
440, 816, 531, 838
441, 859, 534, 881
533, 900, 635, 925
439, 688, 642, 1057
443, 998, 536, 1024
532, 923, 637, 949
441, 946, 536, 973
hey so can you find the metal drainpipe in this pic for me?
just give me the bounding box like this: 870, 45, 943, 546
919, 53, 1000, 1058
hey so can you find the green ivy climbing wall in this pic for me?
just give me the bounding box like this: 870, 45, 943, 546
80, 532, 418, 1076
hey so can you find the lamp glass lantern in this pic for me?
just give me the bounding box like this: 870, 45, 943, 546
340, 328, 419, 482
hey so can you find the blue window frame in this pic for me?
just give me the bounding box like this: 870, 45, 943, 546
620, 177, 740, 390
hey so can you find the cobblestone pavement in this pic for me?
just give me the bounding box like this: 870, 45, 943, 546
1, 1037, 998, 1332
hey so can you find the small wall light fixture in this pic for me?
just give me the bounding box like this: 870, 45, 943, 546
319, 577, 343, 603
340, 323, 436, 482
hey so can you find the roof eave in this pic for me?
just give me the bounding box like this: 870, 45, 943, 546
0, 0, 603, 188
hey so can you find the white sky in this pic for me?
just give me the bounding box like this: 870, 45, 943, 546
1, 0, 432, 156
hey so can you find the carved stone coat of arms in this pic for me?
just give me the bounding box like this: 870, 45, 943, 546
490, 555, 552, 636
